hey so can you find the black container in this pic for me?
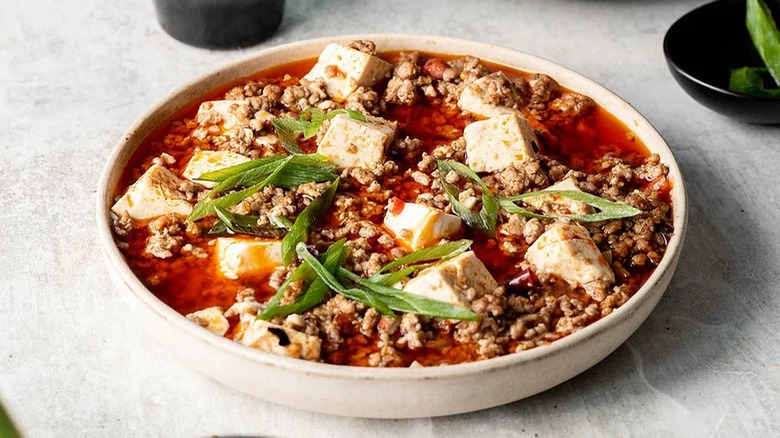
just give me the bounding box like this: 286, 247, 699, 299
153, 0, 284, 49
663, 0, 780, 124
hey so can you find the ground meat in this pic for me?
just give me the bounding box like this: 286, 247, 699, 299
456, 56, 490, 83
178, 180, 202, 202
431, 137, 466, 161
390, 136, 423, 161
486, 160, 549, 197
381, 51, 468, 105
397, 313, 423, 349
529, 74, 560, 107
345, 86, 383, 115
501, 214, 526, 237
225, 80, 266, 100
235, 186, 297, 220
360, 308, 381, 336
281, 77, 328, 112
471, 286, 506, 317
523, 218, 545, 244
384, 76, 418, 105
145, 214, 184, 259
346, 40, 376, 55
476, 72, 524, 109
549, 92, 595, 119
634, 154, 668, 181
112, 211, 132, 237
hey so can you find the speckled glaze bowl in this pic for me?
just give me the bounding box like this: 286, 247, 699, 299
96, 34, 688, 418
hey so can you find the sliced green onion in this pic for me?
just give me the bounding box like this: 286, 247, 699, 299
338, 268, 480, 321
280, 178, 340, 266
207, 155, 336, 194
258, 239, 347, 319
272, 108, 367, 154
195, 155, 287, 183
272, 118, 306, 154
498, 189, 642, 223
295, 243, 394, 316
437, 160, 499, 236
188, 156, 293, 222
369, 239, 472, 286
208, 206, 289, 237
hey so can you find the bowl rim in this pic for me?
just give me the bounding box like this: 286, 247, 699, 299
662, 0, 780, 102
96, 33, 688, 381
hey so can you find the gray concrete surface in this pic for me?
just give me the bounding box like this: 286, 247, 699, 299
1, 0, 779, 436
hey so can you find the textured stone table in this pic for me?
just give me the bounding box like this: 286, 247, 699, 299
2, 0, 779, 436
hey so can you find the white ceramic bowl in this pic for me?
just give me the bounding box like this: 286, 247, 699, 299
96, 34, 688, 419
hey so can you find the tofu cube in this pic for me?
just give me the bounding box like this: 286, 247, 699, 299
215, 238, 282, 280
317, 114, 396, 169
464, 113, 539, 172
403, 251, 498, 308
182, 150, 251, 188
186, 306, 229, 336
238, 319, 322, 361
303, 43, 393, 100
523, 178, 594, 216
458, 73, 518, 118
525, 222, 614, 300
111, 164, 193, 221
383, 198, 462, 251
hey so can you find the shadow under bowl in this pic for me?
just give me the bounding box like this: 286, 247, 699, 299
663, 0, 780, 124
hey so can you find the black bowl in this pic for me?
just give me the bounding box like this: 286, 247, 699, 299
153, 0, 285, 49
663, 0, 780, 124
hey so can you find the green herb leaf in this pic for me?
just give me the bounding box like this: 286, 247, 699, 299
281, 178, 340, 266
729, 67, 780, 97
498, 189, 642, 223
188, 156, 293, 222
747, 0, 780, 87
258, 239, 347, 319
270, 216, 294, 229
295, 243, 394, 316
338, 268, 480, 321
209, 154, 336, 194
195, 155, 288, 183
272, 108, 367, 154
437, 160, 499, 236
272, 118, 306, 154
208, 206, 290, 237
369, 239, 473, 286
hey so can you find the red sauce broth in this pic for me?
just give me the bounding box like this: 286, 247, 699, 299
116, 53, 670, 366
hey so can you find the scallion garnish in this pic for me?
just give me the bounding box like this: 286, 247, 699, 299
337, 268, 480, 321
272, 108, 366, 154
258, 239, 348, 319
498, 189, 642, 223
188, 154, 338, 222
188, 155, 294, 222
280, 178, 340, 266
261, 240, 481, 321
437, 160, 500, 236
295, 242, 394, 316
203, 154, 337, 194
368, 239, 472, 286
208, 206, 290, 237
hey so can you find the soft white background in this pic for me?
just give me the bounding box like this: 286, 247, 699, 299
1, 0, 779, 436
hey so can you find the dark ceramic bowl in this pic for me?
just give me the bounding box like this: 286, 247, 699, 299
153, 0, 284, 49
663, 0, 780, 124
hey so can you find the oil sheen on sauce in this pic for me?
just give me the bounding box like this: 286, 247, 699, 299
117, 53, 669, 366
